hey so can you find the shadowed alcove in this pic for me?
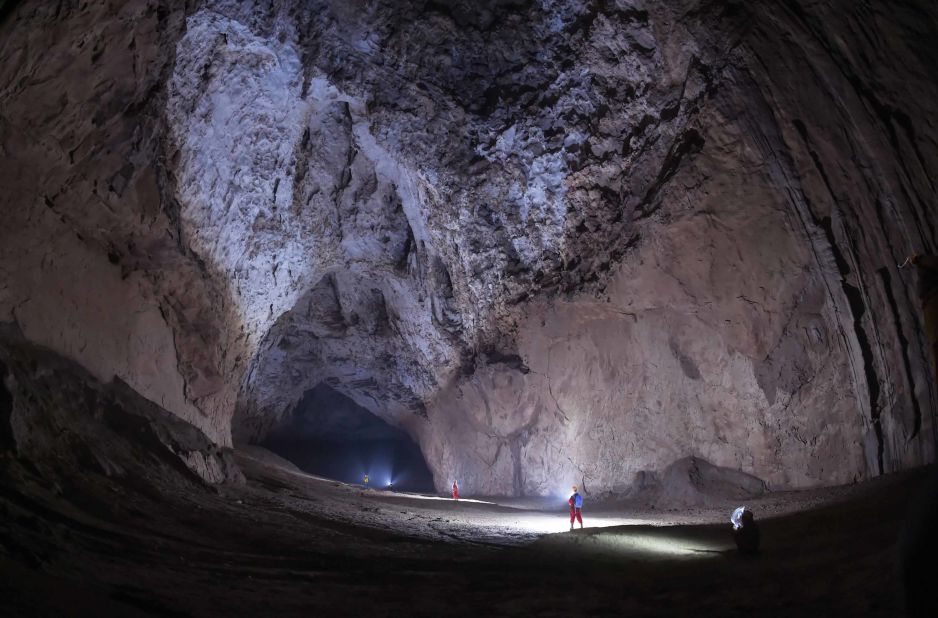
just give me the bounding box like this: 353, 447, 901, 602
260, 383, 435, 492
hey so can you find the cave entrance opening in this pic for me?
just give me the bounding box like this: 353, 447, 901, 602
260, 383, 434, 492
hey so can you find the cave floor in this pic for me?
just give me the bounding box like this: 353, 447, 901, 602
1, 448, 928, 617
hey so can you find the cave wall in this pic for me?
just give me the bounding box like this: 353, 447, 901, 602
420, 90, 872, 494
739, 1, 938, 476
420, 1, 938, 494
1, 0, 935, 495
0, 1, 255, 445
0, 1, 216, 439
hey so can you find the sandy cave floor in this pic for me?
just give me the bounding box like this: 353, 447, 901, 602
1, 446, 932, 617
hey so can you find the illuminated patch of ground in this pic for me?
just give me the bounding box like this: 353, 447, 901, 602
1, 445, 930, 616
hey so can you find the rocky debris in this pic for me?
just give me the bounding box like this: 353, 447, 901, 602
626, 456, 767, 509
0, 324, 242, 485
0, 1, 936, 496
236, 444, 303, 473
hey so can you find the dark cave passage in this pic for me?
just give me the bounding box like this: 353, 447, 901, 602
260, 383, 435, 492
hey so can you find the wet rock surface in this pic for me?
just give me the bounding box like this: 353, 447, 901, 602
1, 0, 937, 497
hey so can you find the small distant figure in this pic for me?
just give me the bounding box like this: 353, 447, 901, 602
569, 485, 583, 531
452, 480, 459, 501
731, 506, 759, 554
363, 474, 369, 486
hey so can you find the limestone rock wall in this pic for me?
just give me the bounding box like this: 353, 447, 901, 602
0, 1, 235, 443
0, 324, 243, 485
1, 0, 935, 494
420, 93, 871, 493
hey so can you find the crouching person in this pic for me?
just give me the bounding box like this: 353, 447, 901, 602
731, 506, 759, 554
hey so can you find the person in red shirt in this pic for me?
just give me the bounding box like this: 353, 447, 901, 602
452, 480, 459, 501
568, 485, 583, 531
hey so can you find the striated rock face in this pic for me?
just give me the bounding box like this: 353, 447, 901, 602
1, 0, 936, 495
0, 325, 243, 485
0, 1, 238, 444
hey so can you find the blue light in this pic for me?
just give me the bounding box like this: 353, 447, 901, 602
731, 506, 747, 530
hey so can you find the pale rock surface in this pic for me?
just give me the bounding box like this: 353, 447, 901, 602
627, 456, 768, 509
0, 1, 226, 440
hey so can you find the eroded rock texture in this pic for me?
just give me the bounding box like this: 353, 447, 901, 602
1, 0, 936, 495
0, 325, 242, 485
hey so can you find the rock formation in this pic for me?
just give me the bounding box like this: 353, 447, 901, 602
0, 324, 242, 485
626, 456, 768, 509
1, 0, 936, 495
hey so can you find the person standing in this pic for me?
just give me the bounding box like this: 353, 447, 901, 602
452, 480, 460, 501
569, 485, 583, 531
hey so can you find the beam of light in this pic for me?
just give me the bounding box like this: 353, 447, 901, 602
505, 514, 650, 534
247, 456, 731, 556
376, 491, 498, 502
594, 533, 726, 557
502, 516, 729, 557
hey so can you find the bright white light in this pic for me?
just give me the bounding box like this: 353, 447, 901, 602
598, 533, 719, 557
366, 490, 496, 504
731, 506, 746, 530
505, 514, 648, 535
